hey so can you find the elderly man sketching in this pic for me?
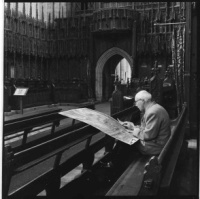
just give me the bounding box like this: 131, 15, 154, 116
122, 90, 171, 155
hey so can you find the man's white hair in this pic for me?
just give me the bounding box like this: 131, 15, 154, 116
135, 90, 152, 102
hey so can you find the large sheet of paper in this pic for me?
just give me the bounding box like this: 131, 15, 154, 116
59, 108, 138, 145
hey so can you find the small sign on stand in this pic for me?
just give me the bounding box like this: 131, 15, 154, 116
13, 87, 29, 114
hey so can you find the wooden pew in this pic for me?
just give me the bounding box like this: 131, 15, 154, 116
4, 103, 95, 146
3, 105, 138, 199
4, 108, 62, 134
106, 103, 187, 196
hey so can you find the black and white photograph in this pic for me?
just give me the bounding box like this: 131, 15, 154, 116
2, 2, 199, 198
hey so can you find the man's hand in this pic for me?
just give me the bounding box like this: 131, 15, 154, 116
122, 121, 135, 130
126, 129, 138, 138
117, 118, 124, 125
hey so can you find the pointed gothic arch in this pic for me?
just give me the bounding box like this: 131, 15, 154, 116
95, 47, 133, 101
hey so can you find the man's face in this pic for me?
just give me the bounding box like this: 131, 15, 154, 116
134, 98, 145, 111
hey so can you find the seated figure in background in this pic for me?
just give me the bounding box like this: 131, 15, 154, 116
123, 90, 171, 155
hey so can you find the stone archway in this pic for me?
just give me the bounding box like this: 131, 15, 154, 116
95, 47, 133, 101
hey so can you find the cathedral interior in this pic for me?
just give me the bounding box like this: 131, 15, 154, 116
3, 2, 199, 198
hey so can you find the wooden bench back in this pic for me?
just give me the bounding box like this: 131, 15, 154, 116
158, 103, 187, 164
4, 108, 63, 136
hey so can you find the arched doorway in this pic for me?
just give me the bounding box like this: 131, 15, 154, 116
102, 54, 122, 101
115, 58, 132, 84
95, 47, 133, 101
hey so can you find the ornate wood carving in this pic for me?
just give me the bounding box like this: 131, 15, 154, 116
3, 2, 187, 108
91, 8, 138, 32
139, 156, 161, 195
